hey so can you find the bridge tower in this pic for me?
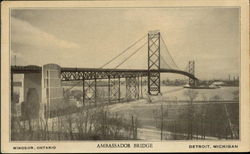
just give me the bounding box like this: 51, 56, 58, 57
42, 64, 64, 118
188, 60, 196, 87
148, 31, 161, 95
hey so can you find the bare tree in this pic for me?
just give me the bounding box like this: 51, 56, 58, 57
183, 90, 198, 140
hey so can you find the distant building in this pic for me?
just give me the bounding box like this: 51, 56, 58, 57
210, 81, 225, 86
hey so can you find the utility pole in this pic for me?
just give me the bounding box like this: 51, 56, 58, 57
82, 78, 85, 106
118, 77, 121, 102
14, 55, 17, 66
94, 77, 97, 106
140, 76, 143, 98
160, 102, 164, 140
190, 101, 193, 140
108, 76, 110, 104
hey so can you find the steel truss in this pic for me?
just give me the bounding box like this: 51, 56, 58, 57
148, 31, 161, 95
140, 76, 148, 98
95, 78, 103, 102
188, 60, 196, 87
109, 77, 121, 102
83, 78, 97, 105
60, 70, 146, 81
126, 76, 139, 101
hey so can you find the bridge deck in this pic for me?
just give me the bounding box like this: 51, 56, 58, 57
11, 65, 198, 80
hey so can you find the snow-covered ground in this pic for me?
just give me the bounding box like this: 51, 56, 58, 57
137, 128, 218, 140
106, 86, 238, 140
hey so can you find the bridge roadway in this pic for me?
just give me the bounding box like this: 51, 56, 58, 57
11, 65, 198, 81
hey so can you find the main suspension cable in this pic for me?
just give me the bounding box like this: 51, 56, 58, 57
160, 35, 180, 69
114, 41, 147, 69
100, 34, 147, 68
160, 55, 171, 69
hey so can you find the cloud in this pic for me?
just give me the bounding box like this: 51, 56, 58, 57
11, 17, 79, 49
10, 8, 240, 80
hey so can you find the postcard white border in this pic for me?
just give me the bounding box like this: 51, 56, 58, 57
1, 0, 249, 153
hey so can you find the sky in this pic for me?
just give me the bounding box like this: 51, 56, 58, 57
11, 8, 240, 80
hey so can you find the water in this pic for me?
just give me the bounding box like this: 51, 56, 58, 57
65, 85, 239, 101
160, 86, 239, 101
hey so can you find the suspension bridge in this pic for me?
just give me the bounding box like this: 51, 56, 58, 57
11, 30, 198, 118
